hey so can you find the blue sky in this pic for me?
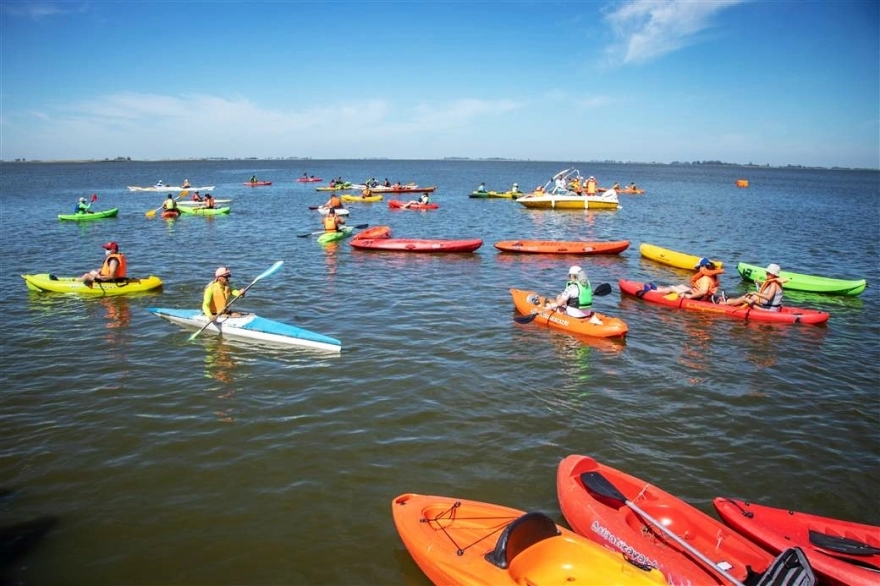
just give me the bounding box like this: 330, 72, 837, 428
1, 1, 877, 169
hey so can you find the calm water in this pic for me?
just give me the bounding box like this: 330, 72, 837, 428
0, 159, 878, 585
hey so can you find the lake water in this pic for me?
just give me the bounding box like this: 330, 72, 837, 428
1, 159, 878, 585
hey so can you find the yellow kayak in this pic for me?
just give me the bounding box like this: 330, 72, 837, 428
22, 274, 163, 295
341, 194, 383, 203
639, 243, 724, 270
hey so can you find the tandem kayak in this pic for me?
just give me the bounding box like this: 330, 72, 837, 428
177, 206, 231, 216
713, 497, 880, 586
341, 194, 383, 203
147, 308, 341, 352
392, 493, 667, 586
495, 239, 630, 255
315, 184, 353, 191
316, 226, 353, 245
296, 177, 322, 182
619, 279, 830, 325
243, 181, 272, 186
178, 199, 232, 206
388, 199, 439, 210
469, 190, 522, 199
737, 262, 867, 296
510, 288, 628, 338
350, 237, 482, 253
557, 454, 778, 586
127, 185, 215, 192
58, 208, 119, 221
23, 274, 163, 296
639, 243, 724, 270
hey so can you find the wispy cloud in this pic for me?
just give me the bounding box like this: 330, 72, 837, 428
1, 1, 85, 19
602, 0, 744, 66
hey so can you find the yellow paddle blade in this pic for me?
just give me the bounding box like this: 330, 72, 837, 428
145, 208, 157, 217
663, 292, 679, 300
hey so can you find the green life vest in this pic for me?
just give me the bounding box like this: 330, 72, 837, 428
565, 280, 592, 309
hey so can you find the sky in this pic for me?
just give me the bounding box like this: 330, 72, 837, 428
1, 1, 878, 169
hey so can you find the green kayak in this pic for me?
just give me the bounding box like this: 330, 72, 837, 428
58, 208, 119, 221
737, 262, 867, 296
178, 206, 231, 216
317, 226, 353, 244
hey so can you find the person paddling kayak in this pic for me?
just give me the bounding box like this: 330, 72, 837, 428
203, 267, 245, 318
544, 265, 602, 324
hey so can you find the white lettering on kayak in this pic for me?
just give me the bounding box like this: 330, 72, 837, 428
591, 520, 660, 570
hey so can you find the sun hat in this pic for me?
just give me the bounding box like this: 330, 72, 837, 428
215, 267, 231, 278
79, 197, 87, 203
569, 265, 582, 275
765, 263, 781, 275
694, 257, 713, 269
102, 241, 118, 251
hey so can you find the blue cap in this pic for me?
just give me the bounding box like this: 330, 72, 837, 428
694, 257, 712, 269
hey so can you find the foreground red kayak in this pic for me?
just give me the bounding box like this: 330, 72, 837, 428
619, 279, 830, 325
392, 493, 667, 586
350, 237, 482, 253
495, 239, 630, 255
557, 455, 778, 585
714, 497, 880, 586
388, 199, 439, 210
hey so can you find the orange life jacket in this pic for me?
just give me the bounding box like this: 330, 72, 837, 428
689, 266, 723, 294
99, 253, 127, 278
329, 195, 342, 208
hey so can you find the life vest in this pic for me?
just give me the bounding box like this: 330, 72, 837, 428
586, 178, 597, 195
323, 215, 340, 231
328, 195, 342, 208
689, 266, 724, 295
756, 276, 784, 309
163, 198, 177, 210
363, 188, 371, 197
565, 280, 593, 309
75, 202, 88, 213
99, 253, 127, 278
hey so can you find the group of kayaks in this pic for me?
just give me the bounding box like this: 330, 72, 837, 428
394, 454, 879, 586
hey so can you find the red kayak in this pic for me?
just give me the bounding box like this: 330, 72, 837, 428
557, 454, 777, 585
350, 237, 482, 253
296, 177, 322, 182
388, 199, 439, 210
495, 239, 630, 255
244, 181, 272, 186
162, 209, 180, 219
714, 497, 880, 586
618, 279, 830, 325
353, 225, 391, 240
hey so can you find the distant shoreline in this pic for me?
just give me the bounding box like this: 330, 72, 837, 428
1, 157, 875, 172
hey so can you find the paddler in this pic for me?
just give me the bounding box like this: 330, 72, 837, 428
322, 207, 345, 232
646, 257, 726, 302
163, 194, 180, 216
203, 267, 244, 318
323, 193, 344, 210
74, 197, 92, 214
545, 266, 602, 324
80, 241, 127, 286
725, 263, 785, 311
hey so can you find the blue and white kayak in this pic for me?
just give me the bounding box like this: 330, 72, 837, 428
147, 308, 341, 352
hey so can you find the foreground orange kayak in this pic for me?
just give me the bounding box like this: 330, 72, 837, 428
495, 239, 630, 255
510, 288, 627, 338
392, 493, 667, 586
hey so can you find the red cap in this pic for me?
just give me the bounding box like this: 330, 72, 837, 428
102, 241, 119, 251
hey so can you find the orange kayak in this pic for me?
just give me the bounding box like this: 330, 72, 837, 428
392, 493, 667, 586
353, 225, 391, 240
556, 455, 776, 585
495, 239, 630, 255
510, 288, 627, 338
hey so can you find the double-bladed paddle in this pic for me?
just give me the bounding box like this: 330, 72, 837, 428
187, 260, 284, 342
297, 223, 368, 238
146, 190, 188, 217
513, 283, 612, 324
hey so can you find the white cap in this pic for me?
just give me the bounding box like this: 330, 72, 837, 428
765, 263, 781, 275
569, 265, 582, 275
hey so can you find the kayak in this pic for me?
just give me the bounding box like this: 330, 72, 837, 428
639, 243, 724, 270
178, 199, 232, 206
619, 279, 831, 325
296, 177, 322, 182
469, 190, 522, 199
369, 185, 436, 193
147, 308, 341, 352
510, 288, 628, 339
556, 454, 776, 585
315, 184, 353, 191
495, 239, 630, 255
162, 209, 180, 219
350, 237, 482, 253
316, 226, 353, 245
316, 207, 350, 216
516, 191, 620, 210
341, 194, 383, 203
127, 185, 215, 192
352, 225, 391, 240
713, 497, 880, 586
22, 273, 163, 296
598, 186, 645, 195
177, 206, 231, 216
388, 199, 439, 210
392, 493, 667, 586
243, 181, 272, 186
737, 262, 867, 296
58, 208, 119, 221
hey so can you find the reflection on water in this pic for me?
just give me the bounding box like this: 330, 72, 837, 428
203, 338, 238, 423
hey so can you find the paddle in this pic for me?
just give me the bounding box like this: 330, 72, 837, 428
580, 471, 746, 586
187, 260, 284, 342
514, 283, 612, 324
146, 190, 188, 217
808, 530, 880, 556
297, 223, 368, 238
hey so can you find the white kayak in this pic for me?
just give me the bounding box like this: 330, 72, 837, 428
128, 185, 216, 192
148, 308, 342, 352
177, 199, 232, 206
317, 207, 350, 216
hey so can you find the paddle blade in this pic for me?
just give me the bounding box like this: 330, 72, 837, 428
252, 260, 284, 284
91, 194, 98, 202
514, 313, 540, 324
145, 208, 157, 217
809, 530, 880, 556
594, 283, 612, 296
580, 472, 628, 505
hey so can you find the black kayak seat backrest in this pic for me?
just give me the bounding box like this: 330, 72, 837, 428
750, 547, 816, 586
484, 512, 560, 569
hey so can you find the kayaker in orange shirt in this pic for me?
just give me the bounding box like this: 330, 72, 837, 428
323, 193, 344, 210
80, 241, 127, 285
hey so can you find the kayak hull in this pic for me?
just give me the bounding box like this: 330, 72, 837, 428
619, 279, 831, 325
368, 185, 435, 193
392, 493, 667, 586
470, 190, 522, 198
352, 225, 391, 240
147, 308, 341, 352
557, 454, 775, 585
317, 207, 350, 216
341, 194, 383, 203
737, 262, 867, 296
296, 177, 322, 182
388, 200, 439, 210
713, 497, 880, 586
350, 237, 482, 253
495, 239, 630, 255
177, 206, 231, 216
243, 181, 272, 186
58, 208, 119, 221
510, 288, 628, 338
127, 185, 214, 192
317, 226, 353, 244
639, 243, 724, 270
22, 274, 163, 296
178, 199, 232, 206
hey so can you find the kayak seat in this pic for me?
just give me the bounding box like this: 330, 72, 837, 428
751, 546, 816, 586
48, 274, 58, 281
484, 512, 560, 569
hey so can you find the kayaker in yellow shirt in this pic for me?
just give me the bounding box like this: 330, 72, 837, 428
202, 267, 244, 318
